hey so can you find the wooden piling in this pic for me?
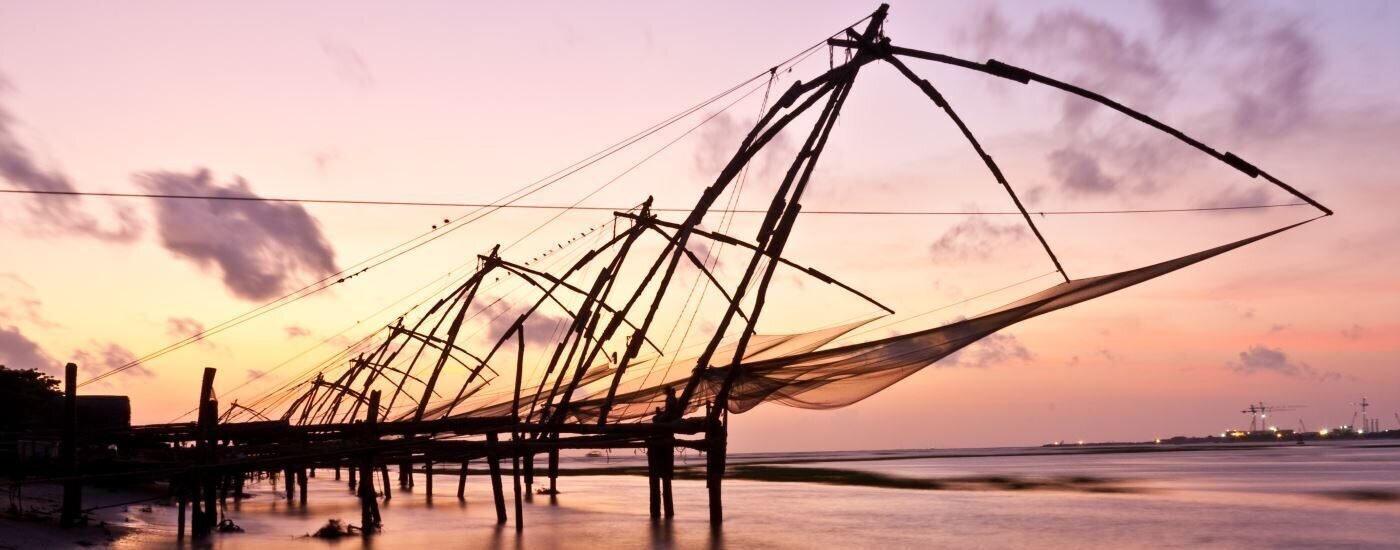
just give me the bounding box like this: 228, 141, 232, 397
380, 465, 392, 501
348, 464, 357, 491
60, 363, 81, 528
706, 420, 726, 527
487, 432, 507, 524
457, 459, 468, 500
176, 481, 187, 539
512, 434, 524, 531
194, 368, 218, 536
661, 434, 675, 519
647, 438, 661, 519
548, 445, 559, 494
425, 454, 433, 498
297, 467, 309, 506
285, 467, 296, 502
358, 390, 381, 534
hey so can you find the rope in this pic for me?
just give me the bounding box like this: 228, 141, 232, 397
0, 188, 1308, 217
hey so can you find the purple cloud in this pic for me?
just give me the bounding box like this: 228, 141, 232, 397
0, 92, 141, 241
929, 217, 1028, 262
945, 331, 1032, 368
138, 169, 339, 302
73, 342, 151, 378
1227, 345, 1339, 382
0, 325, 58, 375
167, 317, 206, 339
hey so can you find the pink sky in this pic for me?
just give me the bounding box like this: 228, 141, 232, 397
1, 0, 1398, 451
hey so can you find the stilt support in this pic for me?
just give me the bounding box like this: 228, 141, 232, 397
487, 432, 507, 524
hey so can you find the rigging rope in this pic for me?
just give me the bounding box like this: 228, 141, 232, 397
0, 188, 1309, 217
71, 33, 840, 388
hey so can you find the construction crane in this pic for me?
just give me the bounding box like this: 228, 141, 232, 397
1241, 402, 1303, 432
1356, 397, 1370, 433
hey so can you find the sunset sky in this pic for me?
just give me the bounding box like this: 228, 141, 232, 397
2, 0, 1397, 451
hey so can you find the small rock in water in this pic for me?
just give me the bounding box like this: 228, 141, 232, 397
311, 518, 361, 539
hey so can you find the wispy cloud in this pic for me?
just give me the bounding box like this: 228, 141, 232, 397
945, 331, 1032, 368
0, 273, 53, 328
1228, 22, 1320, 138
1199, 185, 1271, 210
0, 90, 142, 241
166, 317, 205, 339
138, 169, 339, 302
320, 39, 375, 90
1227, 344, 1340, 382
692, 111, 793, 185
928, 217, 1028, 262
73, 342, 151, 378
1047, 147, 1119, 195
0, 325, 58, 374
961, 0, 1326, 200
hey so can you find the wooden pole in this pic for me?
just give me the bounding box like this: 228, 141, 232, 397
284, 466, 296, 502
194, 367, 217, 536
380, 465, 392, 501
512, 435, 524, 531
706, 418, 727, 527
487, 432, 507, 524
176, 481, 187, 539
425, 454, 433, 499
348, 464, 357, 491
662, 433, 675, 519
647, 438, 661, 519
511, 325, 525, 529
359, 390, 381, 534
457, 459, 468, 500
60, 362, 81, 528
548, 444, 559, 494
297, 467, 309, 506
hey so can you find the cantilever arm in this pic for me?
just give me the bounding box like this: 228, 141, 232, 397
389, 325, 497, 377
639, 224, 750, 323
616, 212, 895, 315
827, 39, 1333, 217
879, 53, 1069, 283
493, 258, 664, 355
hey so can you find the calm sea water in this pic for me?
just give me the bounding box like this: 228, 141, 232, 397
102, 441, 1400, 549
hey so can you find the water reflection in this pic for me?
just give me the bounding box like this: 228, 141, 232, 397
106, 443, 1400, 549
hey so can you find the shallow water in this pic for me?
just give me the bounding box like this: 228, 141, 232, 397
103, 441, 1400, 549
